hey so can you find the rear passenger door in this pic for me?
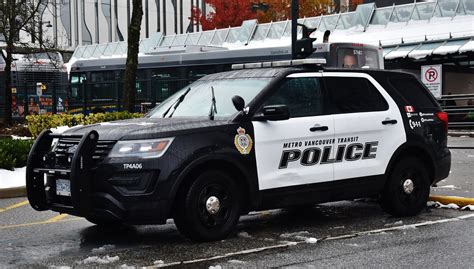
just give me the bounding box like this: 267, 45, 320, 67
323, 73, 406, 181
253, 74, 335, 190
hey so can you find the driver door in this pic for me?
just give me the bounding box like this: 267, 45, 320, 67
252, 73, 335, 190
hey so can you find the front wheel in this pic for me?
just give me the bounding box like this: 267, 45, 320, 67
174, 170, 242, 242
380, 157, 430, 217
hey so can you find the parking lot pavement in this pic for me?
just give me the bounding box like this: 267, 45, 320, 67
430, 136, 474, 198
1, 197, 473, 268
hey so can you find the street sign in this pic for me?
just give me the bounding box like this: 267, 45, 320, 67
421, 65, 442, 98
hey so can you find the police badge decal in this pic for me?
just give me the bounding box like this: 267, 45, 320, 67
234, 127, 253, 155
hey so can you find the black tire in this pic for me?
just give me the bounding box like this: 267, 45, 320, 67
173, 170, 242, 242
380, 157, 430, 217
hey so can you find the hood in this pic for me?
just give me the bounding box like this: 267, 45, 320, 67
63, 117, 231, 140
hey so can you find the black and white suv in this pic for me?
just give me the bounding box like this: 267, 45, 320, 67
27, 61, 451, 241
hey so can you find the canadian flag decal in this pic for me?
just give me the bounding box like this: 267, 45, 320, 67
405, 106, 415, 112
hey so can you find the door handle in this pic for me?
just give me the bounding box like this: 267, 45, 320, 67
382, 119, 397, 125
310, 125, 329, 132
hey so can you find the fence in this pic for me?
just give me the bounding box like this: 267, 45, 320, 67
438, 93, 474, 129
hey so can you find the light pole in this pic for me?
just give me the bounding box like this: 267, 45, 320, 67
291, 0, 298, 60
39, 20, 53, 47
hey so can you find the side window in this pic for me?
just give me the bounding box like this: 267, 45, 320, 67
325, 77, 388, 114
264, 77, 324, 118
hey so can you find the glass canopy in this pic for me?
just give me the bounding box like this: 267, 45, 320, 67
71, 1, 473, 61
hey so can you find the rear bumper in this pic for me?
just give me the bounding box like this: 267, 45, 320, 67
433, 148, 451, 184
26, 130, 170, 224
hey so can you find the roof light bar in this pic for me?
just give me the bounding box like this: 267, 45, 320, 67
231, 58, 326, 70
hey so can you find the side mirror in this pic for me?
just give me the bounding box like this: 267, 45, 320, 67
254, 105, 290, 121
232, 95, 245, 111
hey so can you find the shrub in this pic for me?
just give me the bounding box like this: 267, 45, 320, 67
26, 111, 143, 137
0, 139, 34, 170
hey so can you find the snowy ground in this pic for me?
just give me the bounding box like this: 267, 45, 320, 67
0, 167, 26, 189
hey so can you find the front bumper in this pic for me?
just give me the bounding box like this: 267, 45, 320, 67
26, 130, 170, 224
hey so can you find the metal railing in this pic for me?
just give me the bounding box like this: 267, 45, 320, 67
438, 93, 474, 129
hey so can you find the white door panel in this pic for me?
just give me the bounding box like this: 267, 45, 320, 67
253, 115, 335, 190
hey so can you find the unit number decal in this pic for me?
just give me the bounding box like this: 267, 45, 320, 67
234, 127, 253, 155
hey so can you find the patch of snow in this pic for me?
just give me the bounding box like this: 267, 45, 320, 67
0, 167, 26, 188
431, 202, 460, 209
280, 231, 310, 238
237, 231, 253, 238
49, 266, 71, 269
91, 244, 115, 254
305, 237, 318, 244
11, 135, 32, 140
227, 259, 246, 264
461, 205, 474, 211
119, 264, 136, 269
346, 243, 359, 247
330, 226, 345, 230
79, 255, 119, 264
433, 185, 459, 189
153, 260, 164, 265
384, 220, 403, 227
209, 265, 222, 269
51, 125, 74, 134
263, 238, 275, 241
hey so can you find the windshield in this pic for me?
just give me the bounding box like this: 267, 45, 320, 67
148, 78, 271, 118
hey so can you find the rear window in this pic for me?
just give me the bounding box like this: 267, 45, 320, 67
388, 77, 438, 108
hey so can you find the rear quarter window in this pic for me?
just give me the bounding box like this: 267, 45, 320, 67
388, 77, 438, 108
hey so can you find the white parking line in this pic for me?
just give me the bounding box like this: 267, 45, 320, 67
152, 213, 474, 268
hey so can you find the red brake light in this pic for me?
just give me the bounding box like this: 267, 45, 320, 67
436, 111, 448, 132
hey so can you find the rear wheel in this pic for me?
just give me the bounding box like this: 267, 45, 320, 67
380, 157, 430, 217
174, 170, 242, 242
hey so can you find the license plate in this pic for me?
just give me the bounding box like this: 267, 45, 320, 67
56, 179, 71, 197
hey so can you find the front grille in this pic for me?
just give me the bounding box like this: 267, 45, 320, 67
54, 138, 115, 168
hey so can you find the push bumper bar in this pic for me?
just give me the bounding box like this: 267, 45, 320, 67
26, 130, 100, 216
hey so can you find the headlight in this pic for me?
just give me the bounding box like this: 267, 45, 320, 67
109, 137, 174, 158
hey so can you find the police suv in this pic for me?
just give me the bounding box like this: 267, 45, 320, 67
27, 60, 451, 241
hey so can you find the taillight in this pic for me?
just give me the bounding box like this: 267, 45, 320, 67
436, 111, 448, 132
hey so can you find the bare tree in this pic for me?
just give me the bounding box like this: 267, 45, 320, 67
0, 0, 55, 126
123, 0, 143, 112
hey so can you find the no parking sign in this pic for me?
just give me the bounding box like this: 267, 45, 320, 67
421, 65, 442, 98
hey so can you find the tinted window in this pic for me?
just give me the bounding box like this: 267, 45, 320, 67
264, 77, 324, 118
388, 77, 438, 108
325, 77, 388, 114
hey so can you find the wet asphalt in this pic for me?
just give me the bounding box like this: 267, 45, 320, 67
0, 137, 472, 268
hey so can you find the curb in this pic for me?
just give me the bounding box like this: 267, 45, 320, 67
0, 186, 27, 199
429, 195, 474, 208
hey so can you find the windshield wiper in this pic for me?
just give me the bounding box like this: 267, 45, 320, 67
162, 87, 191, 118
209, 86, 217, 120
